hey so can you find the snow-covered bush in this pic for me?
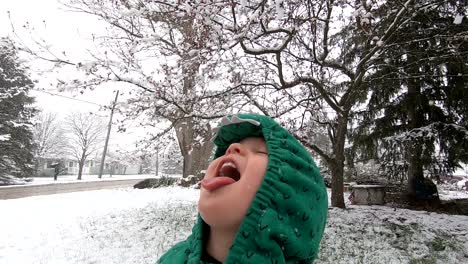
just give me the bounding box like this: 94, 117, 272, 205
344, 160, 387, 184
0, 174, 30, 186
133, 176, 179, 189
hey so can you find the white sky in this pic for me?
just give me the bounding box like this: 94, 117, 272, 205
0, 0, 107, 111
0, 0, 147, 150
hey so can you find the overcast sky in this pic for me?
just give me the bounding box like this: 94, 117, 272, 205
1, 0, 104, 110
0, 0, 146, 150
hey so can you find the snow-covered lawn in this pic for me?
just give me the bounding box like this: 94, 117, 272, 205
0, 187, 198, 264
1, 187, 467, 264
318, 206, 468, 263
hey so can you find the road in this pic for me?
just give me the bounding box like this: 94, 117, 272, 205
0, 179, 146, 200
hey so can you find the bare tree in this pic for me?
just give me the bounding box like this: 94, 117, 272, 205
211, 0, 436, 207
32, 111, 68, 175
13, 0, 246, 179
64, 112, 105, 180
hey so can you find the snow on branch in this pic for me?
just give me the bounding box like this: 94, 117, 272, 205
0, 134, 11, 142
384, 122, 468, 144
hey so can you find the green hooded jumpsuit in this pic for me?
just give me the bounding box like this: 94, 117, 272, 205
158, 114, 328, 264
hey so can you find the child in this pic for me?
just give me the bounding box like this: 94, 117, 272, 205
158, 114, 328, 263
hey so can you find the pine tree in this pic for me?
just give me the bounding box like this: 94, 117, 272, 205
353, 1, 468, 199
0, 37, 37, 182
160, 140, 183, 175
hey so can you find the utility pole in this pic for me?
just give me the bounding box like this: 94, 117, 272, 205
98, 90, 119, 179
155, 146, 159, 177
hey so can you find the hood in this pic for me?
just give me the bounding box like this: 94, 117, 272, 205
161, 114, 328, 263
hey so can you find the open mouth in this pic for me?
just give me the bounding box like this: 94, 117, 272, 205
201, 158, 242, 191
218, 161, 241, 182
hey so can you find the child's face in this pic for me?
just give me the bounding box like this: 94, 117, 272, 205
198, 137, 268, 230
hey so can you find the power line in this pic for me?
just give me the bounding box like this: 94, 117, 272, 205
32, 89, 105, 107
32, 89, 114, 118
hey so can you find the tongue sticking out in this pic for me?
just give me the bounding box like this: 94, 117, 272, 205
201, 177, 236, 191
201, 161, 240, 191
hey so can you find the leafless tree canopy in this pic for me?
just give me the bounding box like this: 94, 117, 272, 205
64, 112, 105, 180
33, 112, 68, 159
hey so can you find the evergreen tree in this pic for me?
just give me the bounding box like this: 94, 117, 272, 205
0, 37, 37, 181
160, 140, 183, 175
353, 1, 468, 199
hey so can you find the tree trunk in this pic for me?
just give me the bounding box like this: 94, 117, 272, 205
33, 158, 40, 177
155, 148, 159, 177
77, 161, 84, 180
407, 146, 424, 196
173, 18, 215, 179
330, 160, 345, 208
185, 139, 214, 178
330, 114, 348, 208
406, 51, 425, 197
175, 118, 214, 179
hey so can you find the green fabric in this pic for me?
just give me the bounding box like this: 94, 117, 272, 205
158, 114, 328, 264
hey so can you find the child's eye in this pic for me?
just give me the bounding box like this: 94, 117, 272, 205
256, 151, 268, 155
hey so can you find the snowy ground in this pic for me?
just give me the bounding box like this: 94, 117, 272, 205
438, 178, 468, 201
439, 188, 468, 200
1, 186, 467, 264
0, 187, 198, 264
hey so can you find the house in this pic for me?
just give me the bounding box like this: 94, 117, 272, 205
36, 158, 142, 177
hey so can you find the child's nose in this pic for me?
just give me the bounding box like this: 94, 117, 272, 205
225, 143, 244, 155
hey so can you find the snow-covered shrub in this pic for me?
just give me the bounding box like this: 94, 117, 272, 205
0, 174, 29, 186
344, 160, 387, 184
156, 175, 179, 187
178, 174, 202, 188
133, 176, 179, 189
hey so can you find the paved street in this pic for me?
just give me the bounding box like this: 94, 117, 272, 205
0, 179, 146, 200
